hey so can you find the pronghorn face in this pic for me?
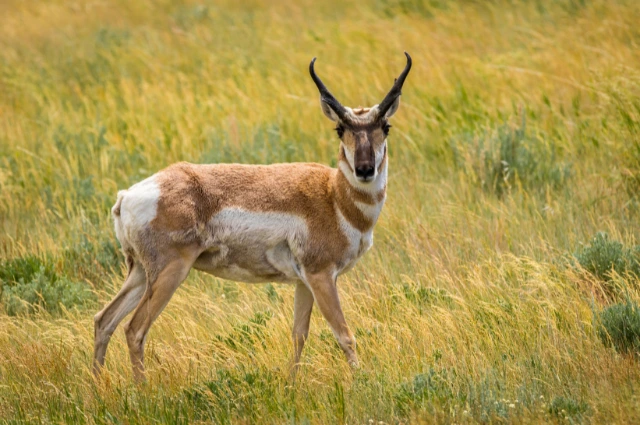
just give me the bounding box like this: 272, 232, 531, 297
309, 52, 412, 184
335, 111, 390, 183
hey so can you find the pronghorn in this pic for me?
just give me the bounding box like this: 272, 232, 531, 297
93, 53, 412, 381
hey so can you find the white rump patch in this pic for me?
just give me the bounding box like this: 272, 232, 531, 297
116, 175, 161, 246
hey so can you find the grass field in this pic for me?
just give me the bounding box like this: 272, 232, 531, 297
2, 0, 640, 423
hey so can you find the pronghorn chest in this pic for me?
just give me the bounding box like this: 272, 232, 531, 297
335, 201, 382, 275
337, 227, 374, 275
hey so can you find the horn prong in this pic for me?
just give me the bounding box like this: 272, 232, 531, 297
376, 52, 412, 118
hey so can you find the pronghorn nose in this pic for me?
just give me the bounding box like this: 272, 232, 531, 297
355, 165, 375, 179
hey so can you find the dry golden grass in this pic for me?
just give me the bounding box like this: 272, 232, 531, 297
1, 0, 640, 423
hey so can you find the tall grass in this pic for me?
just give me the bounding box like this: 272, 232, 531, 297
2, 0, 640, 423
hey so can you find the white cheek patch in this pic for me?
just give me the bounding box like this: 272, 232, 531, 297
375, 142, 387, 169
338, 160, 356, 181
341, 143, 356, 171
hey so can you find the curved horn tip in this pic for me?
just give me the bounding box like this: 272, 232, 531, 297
403, 51, 412, 64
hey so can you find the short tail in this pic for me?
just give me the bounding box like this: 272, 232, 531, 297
112, 190, 126, 217
112, 190, 130, 253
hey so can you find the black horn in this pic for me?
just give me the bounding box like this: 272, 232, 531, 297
376, 52, 412, 118
309, 57, 349, 122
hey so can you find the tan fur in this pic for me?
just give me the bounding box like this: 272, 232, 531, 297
352, 107, 371, 115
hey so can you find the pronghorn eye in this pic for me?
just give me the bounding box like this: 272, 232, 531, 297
382, 123, 392, 135
335, 126, 345, 138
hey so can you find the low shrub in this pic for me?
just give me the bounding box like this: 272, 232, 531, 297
0, 255, 95, 316
575, 232, 640, 282
0, 255, 56, 289
598, 300, 640, 355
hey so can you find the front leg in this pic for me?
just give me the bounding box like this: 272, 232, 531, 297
305, 270, 358, 367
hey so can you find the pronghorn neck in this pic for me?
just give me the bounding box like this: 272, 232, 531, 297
334, 147, 388, 232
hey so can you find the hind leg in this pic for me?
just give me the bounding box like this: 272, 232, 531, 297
124, 253, 196, 382
290, 282, 314, 379
93, 257, 147, 375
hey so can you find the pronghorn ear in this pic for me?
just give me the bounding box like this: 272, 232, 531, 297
383, 96, 401, 118
320, 100, 341, 122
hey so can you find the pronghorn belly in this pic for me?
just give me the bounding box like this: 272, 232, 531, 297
193, 241, 300, 283
193, 209, 306, 284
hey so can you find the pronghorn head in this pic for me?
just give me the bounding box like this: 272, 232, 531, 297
310, 52, 412, 183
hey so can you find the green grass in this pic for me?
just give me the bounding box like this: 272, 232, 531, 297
2, 0, 640, 423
